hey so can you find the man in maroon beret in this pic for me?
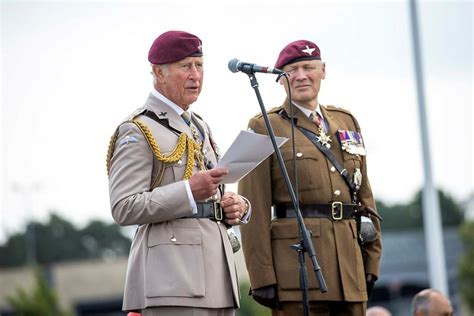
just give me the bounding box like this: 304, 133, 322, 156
239, 39, 382, 315
107, 30, 251, 315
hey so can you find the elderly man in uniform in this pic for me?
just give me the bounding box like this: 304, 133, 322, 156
238, 39, 382, 315
107, 30, 251, 316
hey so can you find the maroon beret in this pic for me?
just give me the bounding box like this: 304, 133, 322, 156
148, 30, 203, 64
275, 40, 321, 69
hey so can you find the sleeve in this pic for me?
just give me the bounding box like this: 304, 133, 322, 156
238, 117, 278, 289
108, 122, 193, 226
353, 115, 382, 278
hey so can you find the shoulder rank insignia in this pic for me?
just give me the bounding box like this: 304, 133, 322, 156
158, 111, 167, 117
337, 130, 366, 156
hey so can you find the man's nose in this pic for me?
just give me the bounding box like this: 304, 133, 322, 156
292, 68, 307, 80
189, 64, 201, 78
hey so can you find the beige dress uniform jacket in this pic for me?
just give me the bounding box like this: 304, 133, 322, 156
108, 94, 239, 311
239, 101, 382, 302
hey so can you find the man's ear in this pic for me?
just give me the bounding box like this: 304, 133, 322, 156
152, 64, 166, 83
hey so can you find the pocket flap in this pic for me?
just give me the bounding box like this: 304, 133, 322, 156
148, 227, 202, 247
271, 219, 321, 239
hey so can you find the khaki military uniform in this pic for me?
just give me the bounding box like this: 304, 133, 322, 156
108, 94, 239, 312
239, 100, 382, 304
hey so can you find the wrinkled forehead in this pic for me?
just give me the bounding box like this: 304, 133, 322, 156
283, 59, 323, 70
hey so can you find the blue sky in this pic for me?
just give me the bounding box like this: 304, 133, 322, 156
1, 0, 472, 241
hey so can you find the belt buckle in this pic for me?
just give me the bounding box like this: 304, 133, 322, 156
213, 201, 223, 221
331, 202, 343, 220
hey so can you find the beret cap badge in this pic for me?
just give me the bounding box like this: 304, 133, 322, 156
275, 39, 321, 69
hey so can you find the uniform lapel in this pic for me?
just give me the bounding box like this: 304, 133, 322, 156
144, 94, 193, 137
282, 100, 319, 134
320, 105, 338, 139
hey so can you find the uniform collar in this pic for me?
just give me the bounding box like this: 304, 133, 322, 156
282, 99, 319, 134
151, 87, 192, 117
145, 90, 190, 134
292, 102, 324, 120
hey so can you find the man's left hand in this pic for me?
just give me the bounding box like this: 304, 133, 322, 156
220, 192, 247, 226
366, 273, 377, 298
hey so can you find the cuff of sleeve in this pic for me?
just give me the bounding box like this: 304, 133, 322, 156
184, 180, 197, 214
240, 196, 252, 224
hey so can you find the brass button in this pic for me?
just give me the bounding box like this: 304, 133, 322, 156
177, 159, 182, 166
330, 166, 336, 173
334, 190, 341, 197
296, 152, 303, 158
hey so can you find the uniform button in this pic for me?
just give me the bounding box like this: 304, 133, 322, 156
330, 166, 336, 173
334, 190, 341, 197
170, 235, 176, 242
203, 147, 208, 154
177, 159, 182, 166
296, 152, 303, 158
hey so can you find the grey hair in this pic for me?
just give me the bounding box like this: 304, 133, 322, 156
151, 64, 168, 85
411, 289, 441, 315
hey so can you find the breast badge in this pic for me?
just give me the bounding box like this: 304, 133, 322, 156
337, 130, 366, 156
317, 127, 332, 149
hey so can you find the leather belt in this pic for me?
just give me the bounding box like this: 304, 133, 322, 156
275, 202, 357, 221
191, 201, 223, 221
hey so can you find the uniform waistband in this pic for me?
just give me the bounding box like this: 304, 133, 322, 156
190, 201, 223, 221
275, 202, 356, 220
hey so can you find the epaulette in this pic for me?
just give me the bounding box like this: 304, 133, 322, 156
325, 104, 352, 115
253, 106, 283, 119
324, 105, 360, 130
123, 106, 146, 123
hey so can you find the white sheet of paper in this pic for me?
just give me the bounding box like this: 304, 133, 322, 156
216, 130, 288, 184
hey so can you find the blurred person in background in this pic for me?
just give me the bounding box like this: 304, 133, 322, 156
366, 306, 392, 316
411, 288, 453, 316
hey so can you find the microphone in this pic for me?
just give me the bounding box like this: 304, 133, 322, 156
228, 58, 284, 75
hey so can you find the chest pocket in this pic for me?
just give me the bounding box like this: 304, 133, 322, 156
275, 145, 323, 192
342, 152, 362, 174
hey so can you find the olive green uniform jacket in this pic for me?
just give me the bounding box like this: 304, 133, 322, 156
238, 101, 382, 302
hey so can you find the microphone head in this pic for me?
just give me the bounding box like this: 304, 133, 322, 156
228, 58, 241, 73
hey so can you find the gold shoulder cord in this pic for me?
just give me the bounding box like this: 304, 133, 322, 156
106, 119, 204, 179
106, 130, 119, 176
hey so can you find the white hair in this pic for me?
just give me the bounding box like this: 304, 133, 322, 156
151, 63, 168, 85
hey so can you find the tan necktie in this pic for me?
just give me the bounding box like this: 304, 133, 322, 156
181, 111, 191, 126
310, 111, 331, 148
181, 111, 202, 145
310, 111, 323, 128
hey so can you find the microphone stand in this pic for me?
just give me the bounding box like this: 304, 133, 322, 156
245, 72, 327, 316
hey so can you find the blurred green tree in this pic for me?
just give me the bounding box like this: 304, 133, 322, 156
376, 189, 463, 231
458, 220, 474, 312
0, 213, 131, 267
237, 281, 271, 316
6, 266, 70, 315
